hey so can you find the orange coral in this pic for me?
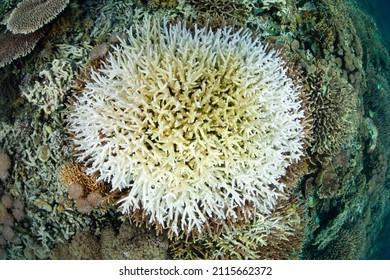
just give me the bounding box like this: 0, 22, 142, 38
57, 162, 110, 213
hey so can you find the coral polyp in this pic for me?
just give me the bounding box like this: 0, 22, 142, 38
68, 18, 305, 237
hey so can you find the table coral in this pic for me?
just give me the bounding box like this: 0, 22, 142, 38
5, 0, 70, 34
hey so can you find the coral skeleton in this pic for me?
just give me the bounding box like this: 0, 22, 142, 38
69, 19, 305, 236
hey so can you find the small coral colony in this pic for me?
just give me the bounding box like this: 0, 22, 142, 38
0, 0, 389, 260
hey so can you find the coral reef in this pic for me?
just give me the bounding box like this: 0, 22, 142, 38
316, 163, 340, 199
170, 193, 306, 260
143, 0, 178, 9
0, 0, 72, 68
0, 193, 25, 259
50, 221, 169, 260
68, 18, 306, 237
307, 64, 358, 155
20, 58, 75, 115
363, 117, 378, 154
260, 0, 287, 10
0, 0, 19, 16
0, 0, 389, 261
87, 0, 136, 40
19, 42, 91, 116
0, 88, 117, 259
189, 0, 251, 24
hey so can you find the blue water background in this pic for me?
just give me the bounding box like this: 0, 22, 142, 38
353, 0, 390, 52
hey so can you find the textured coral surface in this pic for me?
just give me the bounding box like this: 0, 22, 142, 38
0, 0, 389, 261
69, 19, 305, 236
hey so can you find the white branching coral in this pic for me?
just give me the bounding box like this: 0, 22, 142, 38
20, 59, 74, 115
69, 19, 305, 236
260, 0, 287, 10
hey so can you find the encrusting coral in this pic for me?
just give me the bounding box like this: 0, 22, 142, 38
69, 18, 306, 237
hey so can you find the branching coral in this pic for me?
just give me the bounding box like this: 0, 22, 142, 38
69, 18, 306, 237
19, 43, 91, 115
260, 0, 287, 10
190, 0, 251, 24
170, 193, 306, 260
307, 64, 358, 155
20, 59, 73, 115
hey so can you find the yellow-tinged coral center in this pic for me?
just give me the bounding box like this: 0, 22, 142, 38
69, 18, 305, 235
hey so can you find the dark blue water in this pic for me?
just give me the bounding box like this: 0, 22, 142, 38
354, 0, 390, 52
356, 0, 390, 260
374, 212, 390, 259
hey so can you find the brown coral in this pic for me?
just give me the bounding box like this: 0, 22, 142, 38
50, 221, 169, 260
308, 65, 358, 155
5, 0, 70, 34
58, 162, 108, 194
170, 193, 306, 260
315, 163, 341, 199
0, 147, 11, 179
321, 225, 367, 260
190, 0, 250, 24
0, 27, 45, 68
50, 231, 101, 260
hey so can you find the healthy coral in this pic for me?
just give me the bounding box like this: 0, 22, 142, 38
190, 0, 250, 24
170, 193, 306, 260
5, 0, 70, 34
58, 162, 109, 213
69, 18, 306, 237
0, 0, 73, 68
0, 27, 45, 68
307, 65, 358, 155
50, 221, 169, 260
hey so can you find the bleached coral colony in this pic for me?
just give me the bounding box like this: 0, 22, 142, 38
69, 18, 305, 236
